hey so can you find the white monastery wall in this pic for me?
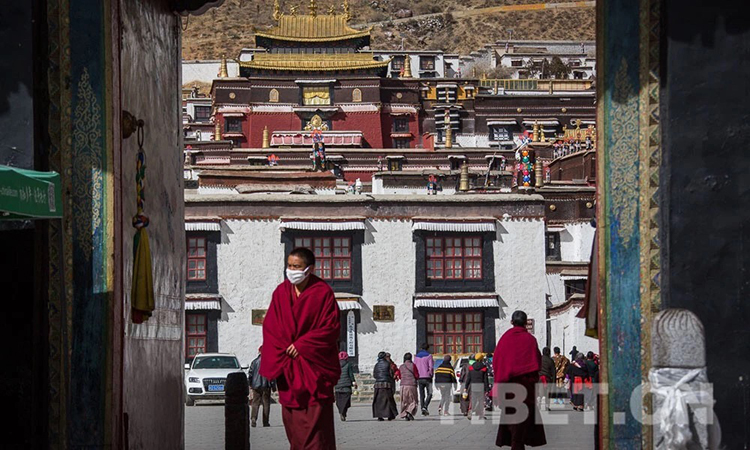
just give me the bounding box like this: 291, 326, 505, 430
216, 219, 285, 367
493, 219, 548, 349
559, 222, 595, 262
182, 60, 240, 85
359, 219, 416, 372
545, 272, 566, 306
548, 303, 599, 357
209, 215, 551, 371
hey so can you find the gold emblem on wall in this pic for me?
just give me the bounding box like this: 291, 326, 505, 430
251, 309, 268, 325
373, 305, 395, 321
352, 88, 362, 102
304, 114, 329, 131
269, 89, 279, 103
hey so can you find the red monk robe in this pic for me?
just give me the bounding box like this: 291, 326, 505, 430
260, 275, 341, 449
493, 326, 546, 449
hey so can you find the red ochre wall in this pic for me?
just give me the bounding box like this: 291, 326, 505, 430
246, 114, 303, 148
380, 113, 421, 148
330, 111, 384, 148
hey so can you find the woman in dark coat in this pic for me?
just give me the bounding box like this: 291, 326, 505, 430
565, 352, 588, 411
458, 359, 471, 416
335, 351, 357, 421
538, 347, 556, 411
372, 351, 398, 421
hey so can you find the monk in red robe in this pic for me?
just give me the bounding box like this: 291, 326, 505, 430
493, 310, 547, 449
260, 248, 341, 449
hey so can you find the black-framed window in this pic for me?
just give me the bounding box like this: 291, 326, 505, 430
187, 237, 207, 281
427, 311, 483, 354
545, 232, 561, 261
392, 56, 405, 72
420, 56, 435, 71
394, 117, 409, 132
184, 310, 220, 363
415, 232, 495, 292
426, 236, 483, 280
282, 230, 363, 294
294, 236, 352, 280
225, 118, 242, 133
194, 105, 210, 122
186, 232, 220, 294
393, 138, 410, 149
415, 307, 498, 355
490, 126, 511, 141
565, 279, 587, 299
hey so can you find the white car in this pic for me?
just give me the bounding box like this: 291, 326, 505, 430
184, 353, 247, 406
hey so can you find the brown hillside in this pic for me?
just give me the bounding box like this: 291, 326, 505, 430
181, 0, 595, 60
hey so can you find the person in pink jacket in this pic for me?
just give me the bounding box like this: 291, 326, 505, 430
413, 343, 435, 415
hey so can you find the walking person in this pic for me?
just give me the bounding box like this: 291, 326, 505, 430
413, 343, 434, 416
552, 347, 569, 405
464, 353, 489, 420
260, 248, 341, 449
538, 347, 555, 411
397, 353, 420, 421
583, 352, 599, 411
435, 355, 457, 416
458, 358, 471, 416
372, 352, 398, 421
565, 352, 588, 412
248, 345, 276, 428
494, 310, 547, 449
335, 351, 357, 421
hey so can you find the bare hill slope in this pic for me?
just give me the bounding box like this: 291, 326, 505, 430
182, 0, 595, 60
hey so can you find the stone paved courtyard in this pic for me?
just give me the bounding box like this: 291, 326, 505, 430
186, 402, 596, 449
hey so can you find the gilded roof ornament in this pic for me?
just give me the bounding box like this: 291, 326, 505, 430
273, 0, 281, 22
290, 4, 298, 15
328, 4, 336, 14
309, 0, 318, 16
343, 0, 351, 21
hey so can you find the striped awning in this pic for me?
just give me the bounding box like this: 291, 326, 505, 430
412, 218, 496, 233
185, 221, 221, 231
185, 294, 222, 311
279, 217, 366, 231
560, 268, 588, 281
335, 293, 362, 310
414, 293, 498, 309
522, 119, 560, 126
487, 119, 517, 126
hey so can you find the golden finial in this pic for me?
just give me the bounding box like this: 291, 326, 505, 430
342, 0, 351, 21
402, 55, 413, 78
219, 54, 228, 78
290, 4, 298, 15
309, 0, 317, 16
328, 4, 336, 14
262, 126, 270, 148
272, 0, 281, 21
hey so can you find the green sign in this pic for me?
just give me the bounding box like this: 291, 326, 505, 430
0, 165, 63, 219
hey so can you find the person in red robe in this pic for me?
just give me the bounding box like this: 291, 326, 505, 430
493, 310, 547, 449
260, 247, 341, 449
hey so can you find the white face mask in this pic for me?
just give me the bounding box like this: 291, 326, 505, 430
286, 266, 311, 285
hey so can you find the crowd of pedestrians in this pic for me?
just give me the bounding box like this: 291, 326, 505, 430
544, 346, 600, 412
252, 247, 600, 449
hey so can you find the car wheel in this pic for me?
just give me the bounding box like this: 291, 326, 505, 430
186, 396, 195, 406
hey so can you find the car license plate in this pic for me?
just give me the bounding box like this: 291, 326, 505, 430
208, 384, 224, 392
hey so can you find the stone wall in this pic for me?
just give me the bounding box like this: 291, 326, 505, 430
121, 1, 185, 448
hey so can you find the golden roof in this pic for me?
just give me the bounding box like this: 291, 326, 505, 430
254, 14, 371, 43
240, 53, 391, 72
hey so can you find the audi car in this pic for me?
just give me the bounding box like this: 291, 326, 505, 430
184, 353, 247, 406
